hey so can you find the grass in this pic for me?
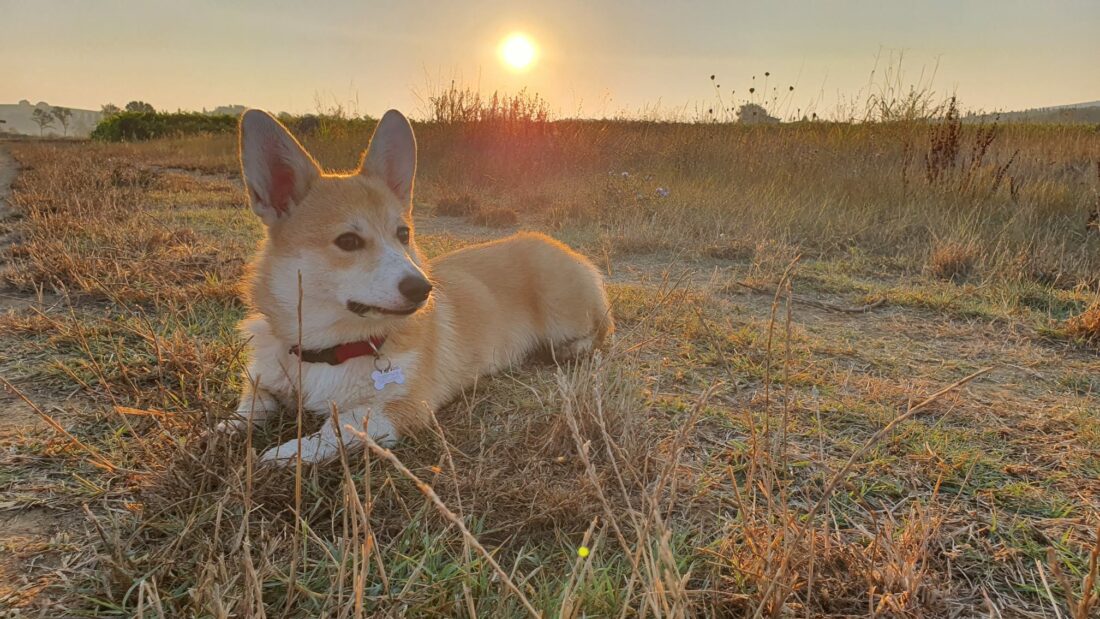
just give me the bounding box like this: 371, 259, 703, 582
0, 113, 1098, 617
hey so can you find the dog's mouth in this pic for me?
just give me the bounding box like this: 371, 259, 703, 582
346, 300, 422, 317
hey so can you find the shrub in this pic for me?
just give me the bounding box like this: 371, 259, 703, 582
736, 103, 780, 125
279, 113, 377, 140
91, 112, 238, 142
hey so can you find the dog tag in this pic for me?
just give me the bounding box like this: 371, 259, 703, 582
372, 366, 405, 391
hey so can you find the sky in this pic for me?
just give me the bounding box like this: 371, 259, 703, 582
2, 0, 1098, 119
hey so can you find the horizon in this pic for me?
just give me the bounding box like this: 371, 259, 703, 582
5, 96, 1100, 121
2, 1, 1098, 120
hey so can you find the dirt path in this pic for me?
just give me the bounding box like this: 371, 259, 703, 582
0, 145, 14, 206
0, 141, 26, 368
0, 144, 28, 300
0, 143, 16, 242
0, 144, 78, 610
0, 145, 61, 425
0, 144, 59, 432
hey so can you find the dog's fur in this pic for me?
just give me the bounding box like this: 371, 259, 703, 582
225, 109, 613, 464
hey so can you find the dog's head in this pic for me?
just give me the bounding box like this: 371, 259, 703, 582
240, 109, 431, 343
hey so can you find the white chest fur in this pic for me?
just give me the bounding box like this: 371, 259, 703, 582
242, 317, 415, 414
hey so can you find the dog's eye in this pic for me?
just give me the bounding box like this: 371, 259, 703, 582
396, 226, 410, 245
334, 232, 365, 251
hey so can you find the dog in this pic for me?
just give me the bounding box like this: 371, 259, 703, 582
221, 109, 613, 464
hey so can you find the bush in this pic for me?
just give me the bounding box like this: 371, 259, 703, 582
91, 112, 238, 142
736, 103, 780, 125
278, 113, 378, 140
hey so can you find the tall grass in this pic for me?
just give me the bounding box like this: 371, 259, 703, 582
425, 80, 552, 127
103, 99, 1099, 287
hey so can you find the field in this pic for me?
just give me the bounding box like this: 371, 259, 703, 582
1, 116, 1098, 617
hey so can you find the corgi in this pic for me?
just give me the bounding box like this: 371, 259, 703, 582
223, 109, 613, 464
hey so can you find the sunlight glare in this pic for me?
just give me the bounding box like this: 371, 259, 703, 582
499, 33, 537, 71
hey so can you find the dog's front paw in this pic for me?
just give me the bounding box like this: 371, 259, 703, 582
257, 415, 399, 466
211, 416, 248, 435
195, 416, 252, 448
258, 442, 297, 465
361, 416, 399, 448
259, 437, 333, 465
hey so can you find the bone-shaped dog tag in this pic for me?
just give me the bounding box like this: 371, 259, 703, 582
372, 366, 405, 391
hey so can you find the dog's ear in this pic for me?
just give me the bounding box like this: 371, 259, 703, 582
361, 110, 416, 206
240, 110, 320, 225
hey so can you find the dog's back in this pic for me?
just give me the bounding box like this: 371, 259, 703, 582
433, 232, 613, 364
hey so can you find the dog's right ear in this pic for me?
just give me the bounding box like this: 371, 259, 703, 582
360, 110, 416, 207
240, 110, 320, 225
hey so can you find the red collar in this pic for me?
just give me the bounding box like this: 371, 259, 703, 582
289, 336, 386, 365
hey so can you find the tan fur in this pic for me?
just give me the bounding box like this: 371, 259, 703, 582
227, 110, 613, 464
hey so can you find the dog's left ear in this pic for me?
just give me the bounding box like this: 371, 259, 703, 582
240, 110, 320, 225
361, 110, 416, 206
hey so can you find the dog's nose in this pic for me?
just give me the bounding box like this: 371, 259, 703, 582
398, 276, 432, 303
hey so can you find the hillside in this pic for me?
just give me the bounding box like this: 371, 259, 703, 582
966, 100, 1100, 124
0, 101, 102, 137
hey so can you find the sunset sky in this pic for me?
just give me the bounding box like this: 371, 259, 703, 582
3, 0, 1098, 119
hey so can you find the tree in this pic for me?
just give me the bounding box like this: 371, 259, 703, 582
51, 107, 73, 136
208, 104, 248, 116
125, 101, 156, 113
101, 103, 121, 116
736, 103, 780, 125
31, 107, 55, 136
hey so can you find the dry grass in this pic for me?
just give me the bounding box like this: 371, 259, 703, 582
1066, 302, 1100, 344
469, 206, 520, 228
435, 193, 481, 217
59, 117, 1100, 283
927, 240, 977, 281
1, 117, 1098, 617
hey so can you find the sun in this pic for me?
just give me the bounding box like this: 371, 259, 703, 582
499, 32, 537, 71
